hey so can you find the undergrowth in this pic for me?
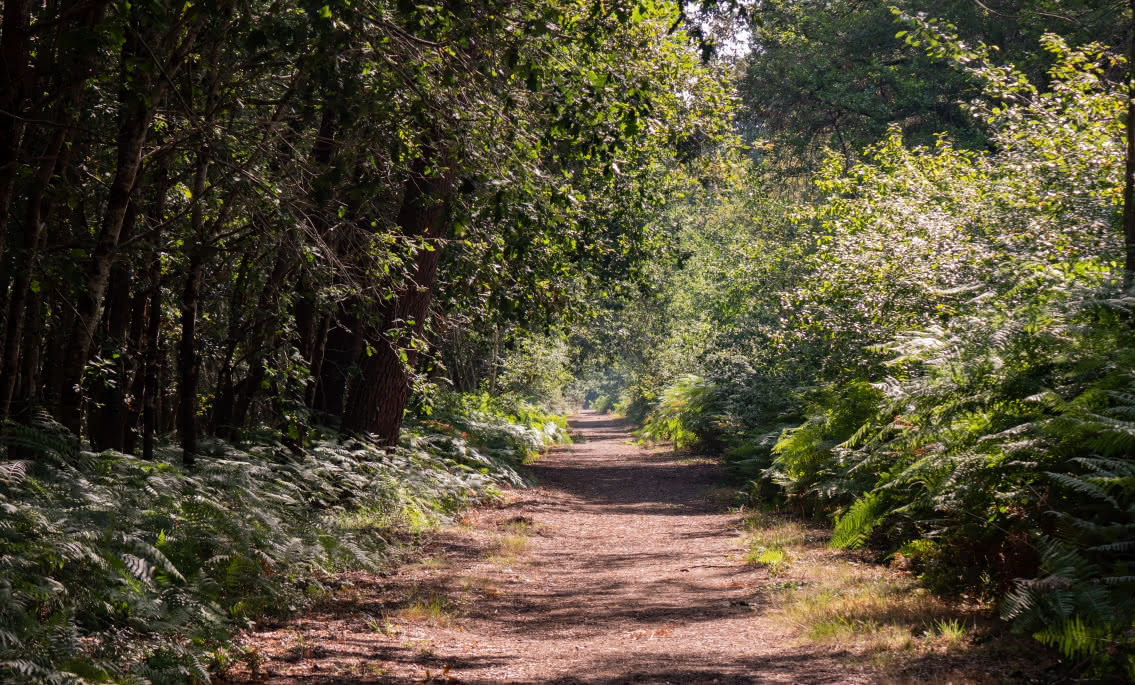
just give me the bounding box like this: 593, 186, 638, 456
615, 30, 1134, 678
0, 392, 562, 683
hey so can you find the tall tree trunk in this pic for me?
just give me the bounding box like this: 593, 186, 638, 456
1125, 1, 1135, 282
177, 249, 204, 465
121, 272, 149, 453
139, 149, 171, 460
177, 141, 209, 465
314, 308, 363, 419
212, 253, 252, 438
55, 7, 202, 435
15, 289, 43, 411
342, 162, 455, 443
0, 121, 75, 417
90, 255, 135, 451
0, 0, 31, 263
56, 98, 155, 433
142, 254, 162, 461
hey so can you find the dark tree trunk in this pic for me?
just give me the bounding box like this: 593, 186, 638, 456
43, 291, 74, 411
1125, 1, 1135, 282
139, 152, 171, 460
0, 121, 74, 417
232, 360, 266, 430
57, 99, 155, 433
142, 254, 162, 461
215, 247, 293, 437
178, 249, 204, 465
122, 273, 149, 453
0, 0, 31, 263
314, 309, 363, 419
177, 140, 209, 465
342, 162, 455, 443
55, 8, 202, 435
15, 289, 43, 411
210, 251, 252, 437
90, 255, 134, 451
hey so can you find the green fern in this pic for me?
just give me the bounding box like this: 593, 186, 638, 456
0, 395, 546, 683
830, 492, 884, 549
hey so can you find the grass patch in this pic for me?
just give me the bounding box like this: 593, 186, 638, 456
456, 575, 502, 597
735, 510, 1047, 677
488, 533, 530, 566
411, 555, 454, 571
496, 515, 538, 535
396, 592, 455, 627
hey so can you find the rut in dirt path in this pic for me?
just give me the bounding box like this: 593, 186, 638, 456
230, 412, 864, 684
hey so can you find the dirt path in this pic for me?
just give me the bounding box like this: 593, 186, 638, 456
229, 412, 862, 683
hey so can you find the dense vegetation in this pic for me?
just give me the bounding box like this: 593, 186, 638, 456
3, 0, 1135, 680
584, 0, 1135, 678
0, 0, 725, 680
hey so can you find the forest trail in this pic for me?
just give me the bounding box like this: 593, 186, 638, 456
229, 412, 862, 683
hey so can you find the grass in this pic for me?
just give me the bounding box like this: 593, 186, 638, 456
395, 592, 455, 627
456, 574, 502, 597
488, 533, 530, 566
411, 556, 454, 571
496, 515, 537, 536
675, 456, 717, 465
736, 510, 1055, 678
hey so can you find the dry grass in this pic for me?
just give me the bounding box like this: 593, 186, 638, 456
736, 510, 1031, 675
496, 515, 538, 536
394, 591, 455, 627
487, 533, 530, 566
456, 574, 502, 597
409, 555, 454, 571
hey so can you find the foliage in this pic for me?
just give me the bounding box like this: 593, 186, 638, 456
636, 375, 723, 449
596, 8, 1133, 675
0, 400, 554, 683
493, 334, 574, 409
738, 0, 1126, 172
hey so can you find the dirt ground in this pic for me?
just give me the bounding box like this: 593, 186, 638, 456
220, 413, 975, 684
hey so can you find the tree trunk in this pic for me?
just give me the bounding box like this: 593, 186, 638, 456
1125, 1, 1135, 282
313, 308, 363, 419
177, 140, 209, 465
178, 249, 204, 465
342, 162, 455, 443
90, 255, 134, 451
122, 272, 149, 453
0, 0, 31, 264
56, 98, 155, 433
15, 289, 43, 411
0, 121, 74, 417
142, 254, 162, 461
55, 6, 202, 435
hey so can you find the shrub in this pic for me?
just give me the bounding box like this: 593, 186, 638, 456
0, 402, 545, 683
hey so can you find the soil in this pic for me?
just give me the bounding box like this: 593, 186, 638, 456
222, 412, 875, 684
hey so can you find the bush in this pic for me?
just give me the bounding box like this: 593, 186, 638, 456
0, 403, 547, 683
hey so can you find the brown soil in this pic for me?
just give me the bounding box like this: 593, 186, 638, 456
223, 412, 873, 684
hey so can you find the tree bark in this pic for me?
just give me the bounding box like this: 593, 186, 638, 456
0, 121, 75, 417
342, 161, 455, 443
55, 7, 202, 435
90, 255, 134, 451
1125, 1, 1135, 282
56, 95, 155, 433
0, 0, 31, 264
142, 253, 162, 461
177, 249, 204, 465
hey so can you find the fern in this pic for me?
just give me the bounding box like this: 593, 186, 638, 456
830, 492, 884, 549
0, 395, 552, 683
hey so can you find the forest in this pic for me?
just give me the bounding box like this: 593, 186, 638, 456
0, 0, 1132, 682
